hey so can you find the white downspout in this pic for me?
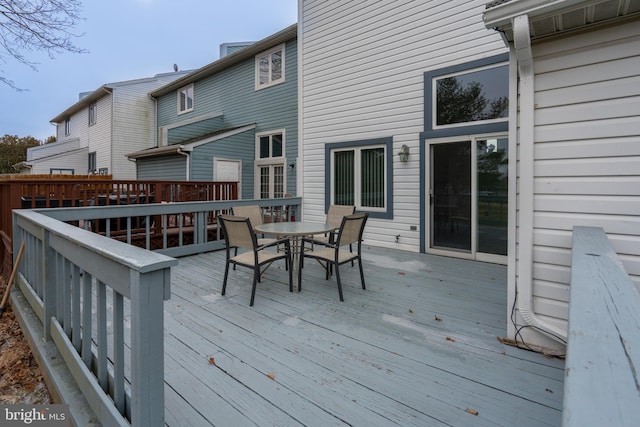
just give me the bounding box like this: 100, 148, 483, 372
177, 146, 190, 181
513, 15, 566, 343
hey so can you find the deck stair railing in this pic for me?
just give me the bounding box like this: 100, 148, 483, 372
564, 226, 640, 426
10, 197, 300, 426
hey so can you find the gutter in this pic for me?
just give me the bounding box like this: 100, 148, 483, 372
512, 14, 567, 343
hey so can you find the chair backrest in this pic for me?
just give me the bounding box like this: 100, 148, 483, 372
326, 205, 356, 228
219, 215, 256, 250
337, 212, 368, 246
232, 205, 264, 227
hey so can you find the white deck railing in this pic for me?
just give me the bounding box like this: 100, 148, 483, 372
564, 226, 640, 426
11, 198, 301, 426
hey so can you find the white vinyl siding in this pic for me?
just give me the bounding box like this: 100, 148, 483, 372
519, 20, 640, 342
300, 0, 506, 250
87, 95, 113, 175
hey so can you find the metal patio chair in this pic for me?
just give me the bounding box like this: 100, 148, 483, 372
219, 215, 292, 306
298, 212, 369, 301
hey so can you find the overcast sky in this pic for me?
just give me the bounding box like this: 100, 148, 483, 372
0, 0, 298, 141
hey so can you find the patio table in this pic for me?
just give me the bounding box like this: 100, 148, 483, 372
254, 221, 336, 291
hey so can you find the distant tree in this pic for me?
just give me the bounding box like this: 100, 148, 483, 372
436, 77, 508, 126
44, 135, 57, 144
0, 134, 41, 173
0, 0, 86, 89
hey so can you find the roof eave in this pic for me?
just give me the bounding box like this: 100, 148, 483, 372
150, 23, 297, 98
50, 85, 113, 123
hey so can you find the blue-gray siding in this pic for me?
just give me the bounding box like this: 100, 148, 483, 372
155, 40, 298, 195
190, 131, 256, 198
137, 155, 187, 180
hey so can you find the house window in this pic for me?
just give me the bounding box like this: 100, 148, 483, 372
326, 137, 393, 218
177, 84, 194, 114
88, 103, 97, 126
255, 44, 284, 90
64, 119, 71, 136
88, 152, 96, 174
255, 131, 285, 198
423, 53, 509, 138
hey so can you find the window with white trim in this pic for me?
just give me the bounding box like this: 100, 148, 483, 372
330, 143, 387, 211
255, 44, 284, 90
177, 84, 194, 114
64, 118, 71, 136
255, 131, 285, 198
88, 151, 96, 174
88, 103, 97, 126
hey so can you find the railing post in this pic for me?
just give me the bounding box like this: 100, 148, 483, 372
129, 268, 168, 427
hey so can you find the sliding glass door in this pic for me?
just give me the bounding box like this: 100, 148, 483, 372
429, 136, 508, 260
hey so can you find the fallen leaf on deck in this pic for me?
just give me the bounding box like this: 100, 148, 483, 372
434, 315, 442, 322
465, 408, 479, 416
446, 336, 455, 342
208, 357, 215, 365
408, 308, 413, 313
267, 373, 276, 380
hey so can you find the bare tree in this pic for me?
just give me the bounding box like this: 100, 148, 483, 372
0, 0, 85, 89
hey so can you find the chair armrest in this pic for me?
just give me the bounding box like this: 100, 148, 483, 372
301, 236, 336, 249
258, 237, 290, 251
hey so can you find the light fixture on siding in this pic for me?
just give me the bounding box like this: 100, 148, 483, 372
398, 144, 410, 163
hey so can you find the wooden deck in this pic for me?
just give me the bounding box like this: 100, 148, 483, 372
162, 246, 564, 426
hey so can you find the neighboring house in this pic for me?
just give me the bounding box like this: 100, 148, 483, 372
128, 24, 297, 200
298, 0, 639, 350
13, 139, 84, 175
44, 71, 190, 178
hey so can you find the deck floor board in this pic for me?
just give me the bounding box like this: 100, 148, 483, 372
162, 246, 565, 426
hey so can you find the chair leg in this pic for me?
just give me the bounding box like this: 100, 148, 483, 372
334, 263, 344, 302
288, 253, 293, 292
250, 266, 259, 306
350, 243, 354, 267
222, 261, 230, 295
297, 251, 303, 290
233, 247, 237, 270
358, 258, 366, 290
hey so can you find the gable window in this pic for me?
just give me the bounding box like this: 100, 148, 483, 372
255, 44, 284, 90
88, 103, 97, 126
423, 54, 509, 138
88, 152, 96, 174
326, 137, 393, 218
64, 118, 71, 136
255, 131, 285, 198
177, 84, 194, 114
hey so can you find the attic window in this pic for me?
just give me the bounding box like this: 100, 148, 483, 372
177, 84, 194, 114
88, 103, 97, 126
255, 44, 284, 90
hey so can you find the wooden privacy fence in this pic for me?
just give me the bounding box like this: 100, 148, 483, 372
0, 177, 238, 279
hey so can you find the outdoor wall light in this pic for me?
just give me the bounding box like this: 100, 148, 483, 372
398, 144, 410, 163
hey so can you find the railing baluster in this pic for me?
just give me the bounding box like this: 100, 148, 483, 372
72, 265, 81, 352
63, 258, 72, 337
81, 272, 92, 369
96, 280, 108, 392
113, 291, 125, 414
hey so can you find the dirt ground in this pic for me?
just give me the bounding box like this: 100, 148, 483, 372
0, 276, 52, 404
